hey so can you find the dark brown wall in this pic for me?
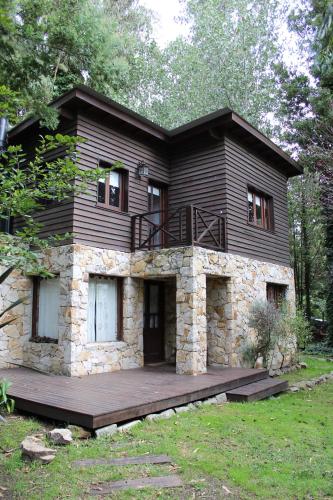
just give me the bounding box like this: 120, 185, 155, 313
11, 117, 77, 241
73, 111, 170, 251
224, 135, 290, 266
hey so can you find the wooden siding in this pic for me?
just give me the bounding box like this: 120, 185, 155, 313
169, 138, 227, 217
224, 135, 290, 266
73, 112, 170, 252
11, 117, 77, 241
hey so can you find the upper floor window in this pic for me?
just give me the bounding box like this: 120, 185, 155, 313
248, 188, 273, 230
97, 164, 128, 211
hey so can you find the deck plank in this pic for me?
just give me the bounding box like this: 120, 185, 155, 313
0, 366, 268, 428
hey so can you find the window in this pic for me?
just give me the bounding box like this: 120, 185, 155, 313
97, 164, 128, 211
88, 276, 122, 342
267, 283, 287, 309
0, 215, 12, 234
32, 276, 60, 341
248, 188, 272, 230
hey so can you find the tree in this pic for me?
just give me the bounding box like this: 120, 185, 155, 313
0, 0, 156, 128
135, 0, 283, 133
278, 0, 333, 342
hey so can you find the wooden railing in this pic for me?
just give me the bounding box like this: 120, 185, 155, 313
131, 205, 226, 252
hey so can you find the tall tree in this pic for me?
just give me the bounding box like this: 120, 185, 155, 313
0, 0, 156, 127
278, 0, 333, 341
135, 0, 283, 132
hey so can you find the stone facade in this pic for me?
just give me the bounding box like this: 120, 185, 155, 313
0, 244, 296, 376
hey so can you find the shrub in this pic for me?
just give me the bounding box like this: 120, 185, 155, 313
0, 379, 15, 414
287, 310, 313, 349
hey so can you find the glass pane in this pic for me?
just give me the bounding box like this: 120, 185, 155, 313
255, 195, 262, 225
149, 284, 159, 314
98, 178, 106, 203
95, 278, 118, 342
109, 172, 121, 207
263, 198, 269, 228
248, 191, 254, 222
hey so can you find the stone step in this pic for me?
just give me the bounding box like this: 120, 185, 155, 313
226, 378, 288, 402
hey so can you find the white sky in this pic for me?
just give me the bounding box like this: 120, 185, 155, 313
139, 0, 189, 47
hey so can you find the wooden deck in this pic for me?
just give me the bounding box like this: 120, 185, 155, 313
0, 365, 268, 429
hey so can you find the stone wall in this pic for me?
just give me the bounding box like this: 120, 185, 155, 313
1, 243, 296, 377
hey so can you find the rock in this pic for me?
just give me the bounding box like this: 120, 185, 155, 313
300, 362, 308, 369
118, 420, 141, 432
295, 381, 308, 390
202, 397, 218, 405
145, 413, 160, 422
305, 380, 316, 388
95, 424, 118, 438
175, 405, 190, 414
21, 436, 56, 463
159, 409, 175, 419
215, 393, 227, 404
193, 400, 203, 407
67, 425, 92, 440
48, 428, 72, 445
289, 386, 300, 393
254, 356, 264, 369
0, 415, 7, 423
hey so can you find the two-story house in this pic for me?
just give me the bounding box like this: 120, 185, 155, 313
1, 85, 301, 377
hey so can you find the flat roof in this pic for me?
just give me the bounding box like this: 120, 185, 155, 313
8, 84, 302, 176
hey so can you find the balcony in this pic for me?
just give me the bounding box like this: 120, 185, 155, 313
131, 205, 226, 252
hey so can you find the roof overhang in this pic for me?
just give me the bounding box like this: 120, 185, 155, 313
8, 84, 302, 177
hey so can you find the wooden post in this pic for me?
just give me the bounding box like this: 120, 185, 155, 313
131, 216, 136, 252
186, 205, 193, 245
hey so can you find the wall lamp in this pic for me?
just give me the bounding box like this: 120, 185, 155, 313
137, 160, 149, 178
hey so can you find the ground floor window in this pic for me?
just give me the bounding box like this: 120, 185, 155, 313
88, 276, 122, 342
32, 276, 60, 341
266, 283, 287, 309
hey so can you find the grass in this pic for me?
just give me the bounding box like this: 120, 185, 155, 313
0, 359, 333, 499
282, 355, 333, 384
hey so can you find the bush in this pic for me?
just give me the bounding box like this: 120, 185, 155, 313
0, 379, 15, 414
287, 310, 313, 349
303, 341, 333, 357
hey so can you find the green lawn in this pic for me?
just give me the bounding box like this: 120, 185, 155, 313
0, 360, 333, 499
282, 355, 333, 383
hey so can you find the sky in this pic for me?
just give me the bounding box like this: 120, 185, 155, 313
139, 0, 189, 47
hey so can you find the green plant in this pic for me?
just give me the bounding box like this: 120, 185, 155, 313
0, 379, 15, 414
248, 300, 283, 367
287, 309, 313, 349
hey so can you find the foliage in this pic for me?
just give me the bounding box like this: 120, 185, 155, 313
1, 380, 333, 498
278, 0, 333, 343
135, 0, 283, 133
0, 0, 156, 128
303, 341, 333, 357
248, 300, 287, 367
287, 309, 313, 349
0, 379, 15, 414
0, 133, 120, 273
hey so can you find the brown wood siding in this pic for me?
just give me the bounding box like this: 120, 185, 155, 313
73, 112, 170, 251
224, 135, 290, 266
169, 138, 227, 216
11, 118, 77, 241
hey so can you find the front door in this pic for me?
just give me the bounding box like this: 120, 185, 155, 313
143, 281, 164, 363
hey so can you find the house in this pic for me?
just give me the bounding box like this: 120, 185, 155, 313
0, 85, 301, 378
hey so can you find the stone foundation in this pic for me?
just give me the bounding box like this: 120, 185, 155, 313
0, 244, 296, 376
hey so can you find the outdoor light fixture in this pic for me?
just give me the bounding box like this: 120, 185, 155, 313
137, 160, 149, 178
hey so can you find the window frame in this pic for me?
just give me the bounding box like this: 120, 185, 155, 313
266, 283, 287, 309
96, 162, 128, 212
247, 187, 273, 231
87, 275, 123, 343
31, 275, 60, 343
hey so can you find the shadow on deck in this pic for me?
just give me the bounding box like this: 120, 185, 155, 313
0, 365, 268, 429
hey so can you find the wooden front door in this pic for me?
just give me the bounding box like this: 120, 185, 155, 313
143, 281, 164, 363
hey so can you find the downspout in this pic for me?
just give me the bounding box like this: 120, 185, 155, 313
0, 117, 11, 233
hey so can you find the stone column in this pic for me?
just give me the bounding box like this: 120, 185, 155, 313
176, 272, 207, 375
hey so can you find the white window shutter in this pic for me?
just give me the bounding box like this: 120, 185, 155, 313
38, 277, 60, 339
88, 279, 96, 342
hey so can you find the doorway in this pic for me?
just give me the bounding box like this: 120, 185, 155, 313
147, 183, 167, 248
143, 281, 165, 363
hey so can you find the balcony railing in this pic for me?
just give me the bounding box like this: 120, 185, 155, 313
131, 205, 226, 252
